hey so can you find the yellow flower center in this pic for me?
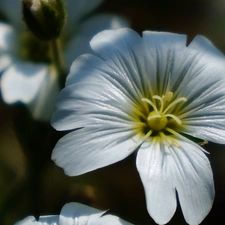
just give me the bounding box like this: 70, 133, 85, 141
131, 91, 187, 146
147, 111, 168, 131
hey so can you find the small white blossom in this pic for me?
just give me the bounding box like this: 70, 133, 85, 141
14, 202, 133, 225
51, 28, 225, 224
0, 0, 128, 121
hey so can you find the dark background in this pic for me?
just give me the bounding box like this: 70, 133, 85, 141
0, 0, 225, 224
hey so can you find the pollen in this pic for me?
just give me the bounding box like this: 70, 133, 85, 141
132, 91, 187, 143
147, 111, 168, 131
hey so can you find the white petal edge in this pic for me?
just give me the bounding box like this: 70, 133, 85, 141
136, 137, 177, 224
14, 215, 59, 225
0, 22, 16, 52
136, 135, 214, 224
1, 62, 49, 104
1, 62, 59, 121
142, 31, 225, 145
64, 14, 129, 69
0, 22, 16, 71
90, 28, 142, 63
59, 202, 133, 225
51, 127, 139, 176
189, 35, 225, 58
27, 66, 60, 122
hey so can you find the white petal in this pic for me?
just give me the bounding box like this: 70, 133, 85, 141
28, 67, 59, 122
0, 54, 13, 72
90, 28, 179, 99
14, 215, 59, 225
90, 28, 152, 98
142, 31, 225, 144
0, 22, 16, 71
179, 36, 225, 144
1, 62, 59, 121
1, 62, 48, 103
189, 35, 225, 58
182, 118, 225, 144
97, 215, 133, 225
52, 126, 138, 176
0, 22, 16, 52
171, 137, 214, 225
64, 14, 129, 68
136, 135, 214, 224
38, 216, 59, 225
52, 54, 139, 131
14, 216, 37, 225
136, 137, 177, 224
90, 28, 143, 66
59, 202, 132, 225
142, 31, 187, 95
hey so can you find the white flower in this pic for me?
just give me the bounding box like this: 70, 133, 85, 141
14, 202, 133, 225
51, 28, 225, 224
0, 22, 59, 121
0, 0, 128, 121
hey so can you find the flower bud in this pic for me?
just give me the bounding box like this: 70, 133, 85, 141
22, 0, 65, 40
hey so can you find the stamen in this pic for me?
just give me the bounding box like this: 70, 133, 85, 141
164, 91, 173, 102
160, 131, 179, 147
163, 114, 182, 125
131, 121, 147, 128
178, 104, 204, 119
163, 97, 187, 114
137, 92, 187, 139
153, 95, 164, 113
147, 113, 161, 121
141, 98, 159, 113
165, 127, 181, 137
200, 140, 208, 146
159, 131, 173, 145
128, 129, 153, 151
135, 110, 147, 120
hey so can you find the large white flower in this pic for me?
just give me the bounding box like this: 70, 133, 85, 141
14, 202, 133, 225
51, 28, 225, 224
0, 0, 128, 121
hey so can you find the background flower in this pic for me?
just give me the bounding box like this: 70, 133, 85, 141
15, 202, 133, 225
0, 0, 129, 121
1, 1, 225, 225
51, 28, 225, 224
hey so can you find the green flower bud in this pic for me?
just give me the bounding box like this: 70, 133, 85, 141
22, 0, 65, 40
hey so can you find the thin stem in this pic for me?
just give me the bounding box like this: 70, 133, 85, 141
50, 38, 66, 84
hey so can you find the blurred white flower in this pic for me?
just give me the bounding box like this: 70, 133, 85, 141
0, 0, 129, 121
14, 202, 133, 225
51, 28, 225, 224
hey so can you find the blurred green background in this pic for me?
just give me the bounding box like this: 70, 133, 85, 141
1, 0, 225, 224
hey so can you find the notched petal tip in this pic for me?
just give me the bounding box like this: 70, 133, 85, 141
189, 34, 225, 58
143, 30, 187, 48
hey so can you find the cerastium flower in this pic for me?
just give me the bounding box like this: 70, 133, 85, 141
51, 28, 225, 224
0, 0, 128, 121
14, 202, 133, 225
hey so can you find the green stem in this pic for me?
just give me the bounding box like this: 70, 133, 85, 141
50, 38, 66, 85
